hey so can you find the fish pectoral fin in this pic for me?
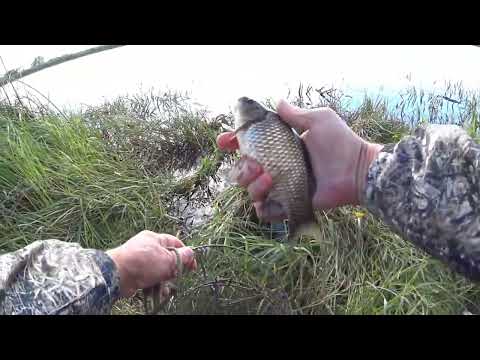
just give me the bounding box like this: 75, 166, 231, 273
228, 157, 254, 184
228, 158, 244, 184
260, 198, 288, 222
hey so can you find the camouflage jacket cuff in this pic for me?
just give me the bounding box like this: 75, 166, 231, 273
0, 240, 121, 314
363, 124, 480, 281
93, 250, 122, 305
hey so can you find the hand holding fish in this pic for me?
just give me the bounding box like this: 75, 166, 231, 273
217, 99, 383, 220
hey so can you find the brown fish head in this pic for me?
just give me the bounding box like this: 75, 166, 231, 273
234, 97, 270, 130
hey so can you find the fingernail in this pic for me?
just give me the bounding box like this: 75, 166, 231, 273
277, 99, 301, 111
244, 160, 260, 175
253, 202, 263, 215
182, 247, 194, 259
248, 173, 272, 202
276, 98, 287, 108
260, 173, 272, 189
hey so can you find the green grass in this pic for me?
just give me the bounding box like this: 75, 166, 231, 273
2, 86, 480, 315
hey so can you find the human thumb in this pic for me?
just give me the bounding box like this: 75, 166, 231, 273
276, 99, 310, 132
176, 247, 196, 270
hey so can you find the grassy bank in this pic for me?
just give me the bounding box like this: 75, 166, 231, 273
1, 85, 480, 315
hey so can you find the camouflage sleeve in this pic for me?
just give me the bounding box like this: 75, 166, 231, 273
0, 240, 121, 315
363, 124, 480, 281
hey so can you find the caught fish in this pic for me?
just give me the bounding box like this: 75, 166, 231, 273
231, 97, 316, 240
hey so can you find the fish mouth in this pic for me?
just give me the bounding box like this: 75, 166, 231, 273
235, 97, 252, 112
235, 97, 257, 116
233, 96, 269, 131
237, 96, 255, 105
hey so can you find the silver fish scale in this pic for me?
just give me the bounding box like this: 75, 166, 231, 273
238, 115, 312, 228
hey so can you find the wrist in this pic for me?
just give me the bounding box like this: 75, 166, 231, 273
355, 141, 383, 206
106, 247, 137, 298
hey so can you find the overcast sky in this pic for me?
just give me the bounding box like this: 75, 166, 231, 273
0, 45, 479, 114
